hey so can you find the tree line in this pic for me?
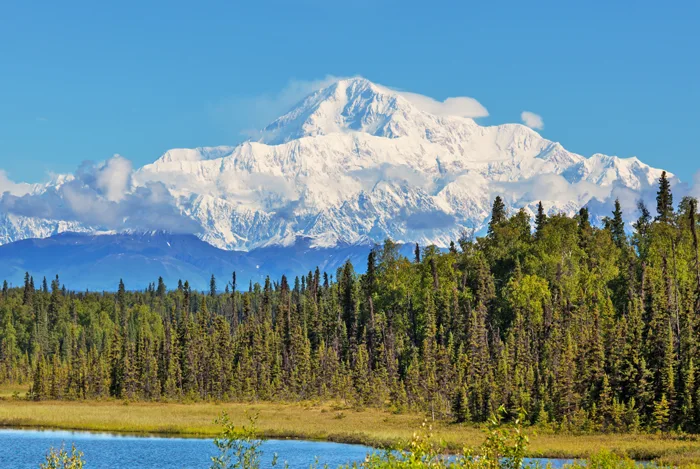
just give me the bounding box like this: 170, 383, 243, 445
1, 171, 700, 432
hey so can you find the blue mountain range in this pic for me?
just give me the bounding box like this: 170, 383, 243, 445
0, 232, 415, 291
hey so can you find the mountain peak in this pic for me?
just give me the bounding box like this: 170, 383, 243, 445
325, 76, 380, 93
257, 76, 422, 145
0, 79, 672, 253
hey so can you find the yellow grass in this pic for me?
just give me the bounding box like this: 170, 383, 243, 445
0, 382, 30, 399
1, 395, 699, 466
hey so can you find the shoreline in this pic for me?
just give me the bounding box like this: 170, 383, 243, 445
0, 422, 593, 463
0, 425, 584, 464
1, 399, 698, 464
0, 422, 384, 448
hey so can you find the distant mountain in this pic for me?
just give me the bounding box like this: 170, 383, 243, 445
0, 232, 414, 291
0, 77, 669, 250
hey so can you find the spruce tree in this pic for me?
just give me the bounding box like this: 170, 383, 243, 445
449, 241, 457, 254
535, 201, 547, 237
488, 196, 507, 236
452, 385, 471, 423
656, 171, 674, 222
210, 275, 217, 297
157, 277, 166, 298
653, 394, 671, 432
117, 279, 126, 329
609, 198, 626, 248
365, 250, 377, 298
633, 201, 652, 259
578, 206, 590, 226
23, 272, 33, 305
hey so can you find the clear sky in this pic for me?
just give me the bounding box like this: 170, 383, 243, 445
1, 0, 698, 183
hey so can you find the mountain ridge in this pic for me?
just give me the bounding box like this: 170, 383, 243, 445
0, 231, 410, 291
0, 77, 670, 250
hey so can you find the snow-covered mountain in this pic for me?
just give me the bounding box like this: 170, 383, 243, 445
0, 77, 669, 250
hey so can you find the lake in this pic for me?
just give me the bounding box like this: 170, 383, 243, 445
0, 428, 576, 468
1, 429, 371, 469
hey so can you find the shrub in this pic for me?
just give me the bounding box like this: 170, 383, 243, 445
40, 444, 85, 469
210, 412, 281, 469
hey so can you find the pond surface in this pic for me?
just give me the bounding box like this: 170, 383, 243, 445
0, 429, 371, 469
0, 428, 576, 468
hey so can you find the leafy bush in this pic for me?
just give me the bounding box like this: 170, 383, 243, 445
353, 406, 531, 469
210, 412, 282, 469
40, 444, 85, 469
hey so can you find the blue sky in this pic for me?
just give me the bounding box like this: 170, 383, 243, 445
1, 0, 698, 183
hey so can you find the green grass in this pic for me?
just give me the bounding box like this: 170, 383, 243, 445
1, 396, 699, 466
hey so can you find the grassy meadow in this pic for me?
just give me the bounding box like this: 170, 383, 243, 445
2, 385, 700, 466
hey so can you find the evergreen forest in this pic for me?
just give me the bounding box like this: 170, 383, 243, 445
2, 171, 700, 433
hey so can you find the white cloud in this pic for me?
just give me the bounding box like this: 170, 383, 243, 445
397, 92, 488, 118
268, 75, 343, 110
0, 156, 200, 233
493, 173, 610, 206
350, 163, 433, 192
0, 171, 32, 197
214, 75, 343, 139
521, 111, 544, 130
95, 155, 132, 202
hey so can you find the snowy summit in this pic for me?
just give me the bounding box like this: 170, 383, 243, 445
0, 77, 668, 250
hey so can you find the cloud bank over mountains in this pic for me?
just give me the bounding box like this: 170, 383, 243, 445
0, 171, 32, 197
0, 155, 199, 234
0, 77, 685, 249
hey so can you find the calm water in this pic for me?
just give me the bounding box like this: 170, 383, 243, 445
0, 429, 372, 469
0, 428, 576, 469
